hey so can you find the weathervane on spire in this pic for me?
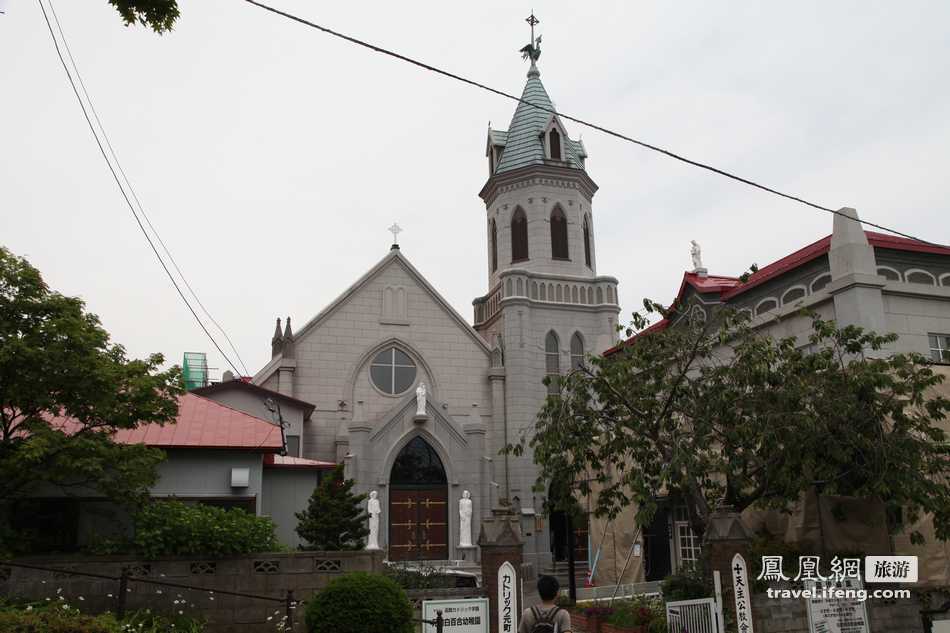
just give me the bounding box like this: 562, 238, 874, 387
520, 12, 542, 63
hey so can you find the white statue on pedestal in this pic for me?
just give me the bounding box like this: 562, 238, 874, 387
690, 240, 703, 271
415, 382, 427, 416
366, 491, 381, 550
459, 490, 473, 547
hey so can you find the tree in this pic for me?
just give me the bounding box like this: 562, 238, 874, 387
0, 246, 182, 548
296, 465, 369, 551
516, 300, 950, 544
108, 0, 179, 34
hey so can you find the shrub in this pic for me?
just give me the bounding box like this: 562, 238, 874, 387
605, 595, 666, 630
0, 602, 205, 633
661, 563, 708, 601
131, 499, 280, 558
305, 572, 413, 633
0, 606, 117, 633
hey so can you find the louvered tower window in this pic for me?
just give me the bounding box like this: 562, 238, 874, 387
551, 206, 569, 260
511, 207, 529, 262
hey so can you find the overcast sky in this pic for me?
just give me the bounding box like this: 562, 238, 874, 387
2, 1, 949, 378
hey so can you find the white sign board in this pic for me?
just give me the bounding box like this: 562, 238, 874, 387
422, 598, 489, 633
732, 553, 755, 633
498, 560, 519, 633
805, 578, 870, 633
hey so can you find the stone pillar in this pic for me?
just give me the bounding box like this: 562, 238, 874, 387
827, 207, 887, 336
479, 509, 524, 633
488, 366, 507, 504
703, 505, 755, 630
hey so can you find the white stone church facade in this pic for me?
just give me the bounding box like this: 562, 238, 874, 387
250, 60, 619, 568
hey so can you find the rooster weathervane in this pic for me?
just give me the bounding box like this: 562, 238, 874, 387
519, 12, 542, 62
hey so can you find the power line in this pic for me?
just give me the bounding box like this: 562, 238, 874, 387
46, 0, 250, 376
243, 0, 945, 248
37, 0, 243, 378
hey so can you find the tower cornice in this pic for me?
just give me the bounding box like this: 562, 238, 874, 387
479, 163, 598, 207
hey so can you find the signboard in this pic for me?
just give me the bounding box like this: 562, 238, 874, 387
422, 598, 489, 633
732, 553, 755, 633
498, 560, 519, 633
805, 578, 870, 633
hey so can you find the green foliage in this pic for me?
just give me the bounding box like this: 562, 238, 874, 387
108, 0, 179, 33
515, 301, 950, 541
304, 572, 413, 633
0, 246, 183, 552
604, 595, 667, 631
660, 563, 709, 601
296, 465, 369, 551
0, 602, 204, 633
126, 500, 280, 558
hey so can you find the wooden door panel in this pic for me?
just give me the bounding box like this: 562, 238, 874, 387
389, 488, 448, 561
416, 488, 448, 560
389, 489, 419, 561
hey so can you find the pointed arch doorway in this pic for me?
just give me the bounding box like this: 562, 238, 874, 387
388, 436, 449, 561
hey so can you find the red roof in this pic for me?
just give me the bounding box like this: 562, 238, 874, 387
606, 230, 950, 355
264, 454, 337, 470
48, 393, 284, 452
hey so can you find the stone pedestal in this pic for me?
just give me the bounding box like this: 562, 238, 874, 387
704, 505, 754, 631
479, 508, 524, 633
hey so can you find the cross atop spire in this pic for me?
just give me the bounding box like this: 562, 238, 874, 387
388, 222, 402, 250
520, 12, 542, 65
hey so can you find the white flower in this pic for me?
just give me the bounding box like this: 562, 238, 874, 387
78, 596, 85, 601
25, 606, 33, 612
62, 604, 69, 610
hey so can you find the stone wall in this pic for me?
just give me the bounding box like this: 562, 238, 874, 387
0, 550, 384, 633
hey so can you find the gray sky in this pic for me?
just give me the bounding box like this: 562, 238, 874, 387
2, 1, 949, 378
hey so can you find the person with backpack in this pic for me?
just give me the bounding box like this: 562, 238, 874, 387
518, 575, 572, 633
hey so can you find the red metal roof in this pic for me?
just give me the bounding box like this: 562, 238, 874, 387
48, 393, 284, 452
264, 454, 337, 470
605, 230, 950, 355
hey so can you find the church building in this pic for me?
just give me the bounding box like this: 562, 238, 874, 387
249, 54, 620, 569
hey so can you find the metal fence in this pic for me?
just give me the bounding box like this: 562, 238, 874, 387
665, 597, 721, 633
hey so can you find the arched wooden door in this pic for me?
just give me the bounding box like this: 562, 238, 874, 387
388, 437, 449, 561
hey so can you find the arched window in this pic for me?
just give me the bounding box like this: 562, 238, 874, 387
511, 207, 528, 262
490, 219, 498, 272
583, 215, 592, 268
390, 436, 447, 486
549, 128, 562, 160
551, 206, 569, 260
570, 332, 584, 370
545, 331, 560, 395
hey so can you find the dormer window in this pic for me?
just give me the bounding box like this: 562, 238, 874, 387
548, 128, 561, 160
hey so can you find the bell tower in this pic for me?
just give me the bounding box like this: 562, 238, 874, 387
473, 16, 620, 569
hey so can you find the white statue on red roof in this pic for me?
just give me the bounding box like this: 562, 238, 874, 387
690, 240, 704, 272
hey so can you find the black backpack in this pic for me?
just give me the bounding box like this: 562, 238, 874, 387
530, 606, 561, 633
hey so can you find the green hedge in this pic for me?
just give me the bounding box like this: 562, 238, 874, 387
130, 500, 280, 558
0, 604, 203, 633
305, 572, 413, 633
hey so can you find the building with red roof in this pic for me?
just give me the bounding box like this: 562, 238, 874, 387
21, 392, 335, 551
610, 209, 950, 362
